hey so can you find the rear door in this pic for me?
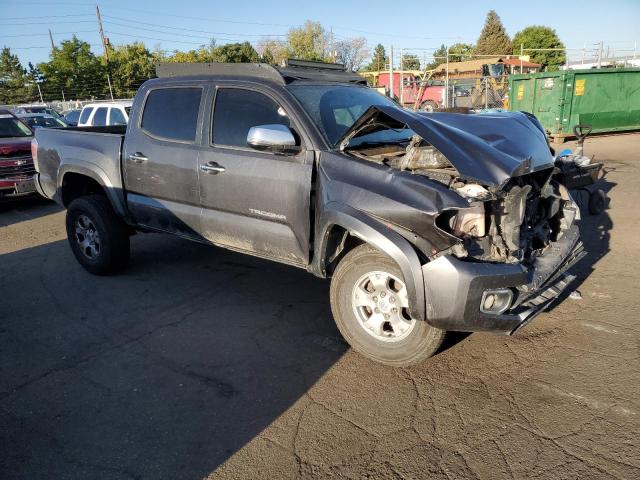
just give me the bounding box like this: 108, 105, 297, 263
197, 84, 313, 265
123, 85, 205, 237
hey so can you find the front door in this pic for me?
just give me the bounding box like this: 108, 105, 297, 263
197, 85, 312, 265
123, 86, 205, 237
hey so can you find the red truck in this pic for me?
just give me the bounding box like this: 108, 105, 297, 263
363, 71, 446, 111
0, 109, 37, 199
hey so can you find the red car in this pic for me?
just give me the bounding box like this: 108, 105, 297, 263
0, 109, 36, 199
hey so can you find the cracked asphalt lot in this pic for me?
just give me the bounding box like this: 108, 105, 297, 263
1, 134, 639, 479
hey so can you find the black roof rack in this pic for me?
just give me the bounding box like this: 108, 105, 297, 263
155, 61, 366, 85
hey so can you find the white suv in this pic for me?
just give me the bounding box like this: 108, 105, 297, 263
77, 101, 133, 127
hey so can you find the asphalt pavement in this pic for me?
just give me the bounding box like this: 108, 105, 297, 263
1, 134, 639, 479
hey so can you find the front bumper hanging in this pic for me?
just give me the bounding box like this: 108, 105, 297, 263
422, 225, 584, 334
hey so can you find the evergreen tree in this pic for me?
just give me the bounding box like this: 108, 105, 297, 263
366, 44, 387, 71
0, 47, 27, 104
475, 10, 512, 55
401, 54, 420, 70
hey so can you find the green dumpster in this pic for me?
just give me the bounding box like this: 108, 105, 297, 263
509, 68, 640, 141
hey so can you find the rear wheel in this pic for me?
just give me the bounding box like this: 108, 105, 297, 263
419, 101, 438, 112
66, 195, 130, 275
330, 245, 445, 366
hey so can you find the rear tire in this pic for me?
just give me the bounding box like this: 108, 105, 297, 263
330, 245, 445, 367
66, 195, 130, 275
419, 101, 438, 112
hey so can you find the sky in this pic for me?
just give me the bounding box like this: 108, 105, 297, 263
1, 0, 639, 67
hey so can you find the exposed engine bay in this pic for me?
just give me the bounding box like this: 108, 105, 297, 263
346, 135, 579, 265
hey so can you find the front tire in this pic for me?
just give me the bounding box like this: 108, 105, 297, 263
330, 245, 445, 367
66, 195, 130, 275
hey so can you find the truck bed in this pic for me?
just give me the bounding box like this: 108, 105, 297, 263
35, 125, 127, 214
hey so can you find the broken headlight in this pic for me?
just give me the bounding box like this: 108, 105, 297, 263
438, 203, 486, 238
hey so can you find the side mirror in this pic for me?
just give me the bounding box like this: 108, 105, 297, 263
247, 124, 297, 154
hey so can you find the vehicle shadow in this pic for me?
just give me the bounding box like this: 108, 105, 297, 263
0, 195, 61, 227
0, 235, 346, 479
547, 176, 616, 309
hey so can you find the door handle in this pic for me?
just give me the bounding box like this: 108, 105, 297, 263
200, 162, 225, 175
128, 153, 148, 164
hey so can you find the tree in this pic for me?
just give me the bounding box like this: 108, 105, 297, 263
38, 36, 107, 100
426, 42, 475, 70
365, 44, 387, 71
427, 44, 447, 70
475, 10, 511, 55
286, 21, 328, 61
448, 43, 474, 62
108, 42, 155, 98
212, 42, 259, 63
258, 38, 288, 65
512, 26, 565, 70
0, 47, 28, 104
334, 37, 368, 71
401, 54, 420, 70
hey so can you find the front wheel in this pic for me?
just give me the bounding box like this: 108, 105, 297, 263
66, 195, 130, 275
330, 245, 445, 366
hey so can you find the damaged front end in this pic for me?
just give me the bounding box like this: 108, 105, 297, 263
339, 105, 585, 334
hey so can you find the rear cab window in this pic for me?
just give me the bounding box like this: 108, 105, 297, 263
109, 108, 127, 125
141, 87, 202, 142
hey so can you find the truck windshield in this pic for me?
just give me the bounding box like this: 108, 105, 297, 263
288, 84, 397, 146
0, 115, 32, 138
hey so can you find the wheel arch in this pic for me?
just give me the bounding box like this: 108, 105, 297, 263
312, 203, 426, 321
57, 165, 127, 218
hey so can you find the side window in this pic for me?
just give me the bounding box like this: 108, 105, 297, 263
212, 88, 291, 148
79, 107, 93, 124
92, 107, 108, 126
141, 88, 201, 142
110, 108, 127, 125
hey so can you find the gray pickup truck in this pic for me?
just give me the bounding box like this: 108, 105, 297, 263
33, 60, 585, 366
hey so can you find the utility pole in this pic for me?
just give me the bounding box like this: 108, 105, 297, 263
389, 45, 394, 99
96, 5, 114, 100
48, 29, 55, 51
597, 41, 603, 69
520, 44, 523, 74
399, 48, 404, 105
444, 45, 449, 108
36, 83, 44, 103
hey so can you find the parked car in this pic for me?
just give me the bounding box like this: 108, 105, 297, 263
0, 109, 36, 199
12, 104, 63, 118
34, 61, 585, 366
77, 101, 132, 127
17, 113, 68, 129
62, 109, 82, 126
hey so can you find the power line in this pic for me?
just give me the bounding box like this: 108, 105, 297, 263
102, 15, 287, 37
101, 6, 298, 28
0, 20, 96, 26
0, 14, 94, 20
104, 30, 258, 46
0, 30, 98, 38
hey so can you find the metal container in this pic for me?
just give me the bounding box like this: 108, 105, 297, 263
509, 68, 640, 141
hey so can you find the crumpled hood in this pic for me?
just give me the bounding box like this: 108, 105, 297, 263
338, 105, 555, 188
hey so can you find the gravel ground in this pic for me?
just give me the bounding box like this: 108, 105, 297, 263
1, 133, 639, 479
